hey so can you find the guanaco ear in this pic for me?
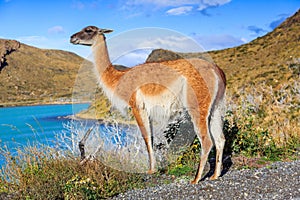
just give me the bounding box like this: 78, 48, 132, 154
99, 29, 113, 34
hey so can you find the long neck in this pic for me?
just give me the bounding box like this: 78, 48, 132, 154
92, 35, 112, 76
91, 34, 126, 98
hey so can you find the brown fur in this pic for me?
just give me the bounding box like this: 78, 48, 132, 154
70, 26, 226, 184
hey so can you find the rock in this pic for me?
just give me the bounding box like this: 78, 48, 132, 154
0, 39, 21, 72
146, 49, 183, 63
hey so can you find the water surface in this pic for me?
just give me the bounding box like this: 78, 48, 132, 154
0, 104, 89, 157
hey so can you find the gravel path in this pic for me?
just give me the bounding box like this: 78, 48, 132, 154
112, 160, 300, 200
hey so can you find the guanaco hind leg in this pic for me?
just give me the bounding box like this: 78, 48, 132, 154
131, 105, 156, 174
187, 109, 212, 184
190, 103, 225, 184
191, 120, 213, 184
209, 106, 225, 180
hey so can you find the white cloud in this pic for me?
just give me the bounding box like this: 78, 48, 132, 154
124, 0, 194, 8
105, 28, 205, 66
72, 0, 85, 9
110, 34, 205, 67
197, 0, 231, 11
122, 0, 232, 15
17, 36, 48, 44
139, 33, 245, 52
48, 26, 65, 34
166, 6, 193, 15
113, 49, 152, 67
241, 38, 248, 43
191, 33, 245, 50
137, 35, 200, 51
123, 0, 230, 8
71, 0, 99, 10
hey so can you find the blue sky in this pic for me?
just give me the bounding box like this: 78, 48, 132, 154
0, 0, 299, 63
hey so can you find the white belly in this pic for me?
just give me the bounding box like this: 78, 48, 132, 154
135, 76, 187, 131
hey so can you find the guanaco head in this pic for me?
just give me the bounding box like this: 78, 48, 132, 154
70, 26, 113, 46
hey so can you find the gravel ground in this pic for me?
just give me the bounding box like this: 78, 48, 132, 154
112, 160, 300, 200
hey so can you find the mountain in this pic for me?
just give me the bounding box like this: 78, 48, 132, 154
146, 9, 299, 93
0, 40, 85, 106
1, 9, 299, 108
209, 9, 300, 91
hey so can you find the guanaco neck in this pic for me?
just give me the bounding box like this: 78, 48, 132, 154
91, 34, 126, 97
91, 34, 114, 76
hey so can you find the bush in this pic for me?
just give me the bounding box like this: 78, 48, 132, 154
224, 82, 300, 160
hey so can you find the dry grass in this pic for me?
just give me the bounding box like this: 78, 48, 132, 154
227, 82, 299, 144
224, 80, 299, 158
0, 143, 146, 199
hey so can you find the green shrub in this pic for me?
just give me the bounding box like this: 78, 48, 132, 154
64, 175, 101, 200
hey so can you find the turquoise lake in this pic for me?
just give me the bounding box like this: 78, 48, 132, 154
0, 104, 90, 163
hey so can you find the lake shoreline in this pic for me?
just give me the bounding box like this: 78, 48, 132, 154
0, 101, 91, 108
0, 101, 134, 125
68, 113, 137, 126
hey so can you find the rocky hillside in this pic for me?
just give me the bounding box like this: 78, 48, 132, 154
0, 40, 85, 106
209, 9, 300, 91
146, 9, 300, 92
